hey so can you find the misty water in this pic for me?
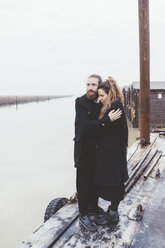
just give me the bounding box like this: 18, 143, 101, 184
0, 97, 139, 248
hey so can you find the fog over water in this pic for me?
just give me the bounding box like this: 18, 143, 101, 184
0, 97, 138, 248
1, 1, 165, 95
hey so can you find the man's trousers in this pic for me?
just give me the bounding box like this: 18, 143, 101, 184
76, 145, 98, 215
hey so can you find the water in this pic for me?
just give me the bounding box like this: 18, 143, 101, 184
0, 97, 76, 248
0, 97, 139, 248
127, 118, 140, 147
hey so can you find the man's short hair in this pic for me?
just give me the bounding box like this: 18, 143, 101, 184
88, 74, 102, 86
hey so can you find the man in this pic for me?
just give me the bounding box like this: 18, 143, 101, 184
74, 74, 122, 231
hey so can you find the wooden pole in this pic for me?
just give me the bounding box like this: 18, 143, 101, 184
138, 0, 150, 144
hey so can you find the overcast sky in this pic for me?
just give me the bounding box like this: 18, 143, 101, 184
0, 0, 164, 95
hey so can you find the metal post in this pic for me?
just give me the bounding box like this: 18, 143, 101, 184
138, 0, 150, 144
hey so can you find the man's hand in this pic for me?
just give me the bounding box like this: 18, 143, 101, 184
108, 108, 122, 122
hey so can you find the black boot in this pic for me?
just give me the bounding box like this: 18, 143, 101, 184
107, 206, 119, 225
95, 212, 108, 225
79, 214, 97, 232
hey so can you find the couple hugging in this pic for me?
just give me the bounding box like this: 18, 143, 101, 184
74, 74, 128, 231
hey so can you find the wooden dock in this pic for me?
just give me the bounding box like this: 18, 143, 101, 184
19, 133, 165, 248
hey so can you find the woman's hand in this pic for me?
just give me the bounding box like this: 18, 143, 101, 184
108, 108, 122, 122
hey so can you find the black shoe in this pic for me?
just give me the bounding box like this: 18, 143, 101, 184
88, 206, 105, 216
95, 213, 108, 225
107, 206, 119, 225
79, 214, 97, 232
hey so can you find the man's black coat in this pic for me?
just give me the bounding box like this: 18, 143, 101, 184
74, 94, 111, 168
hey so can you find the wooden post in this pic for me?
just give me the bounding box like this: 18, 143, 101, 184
138, 0, 150, 144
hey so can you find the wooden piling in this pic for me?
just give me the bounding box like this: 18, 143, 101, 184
138, 0, 150, 144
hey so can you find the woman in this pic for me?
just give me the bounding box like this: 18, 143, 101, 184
95, 76, 129, 225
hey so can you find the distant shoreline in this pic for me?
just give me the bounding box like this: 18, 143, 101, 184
0, 95, 73, 106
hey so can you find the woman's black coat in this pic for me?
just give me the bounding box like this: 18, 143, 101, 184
95, 101, 129, 187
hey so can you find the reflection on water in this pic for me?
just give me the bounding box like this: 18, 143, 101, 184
0, 97, 139, 248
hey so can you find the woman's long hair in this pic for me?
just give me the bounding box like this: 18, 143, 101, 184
99, 77, 124, 119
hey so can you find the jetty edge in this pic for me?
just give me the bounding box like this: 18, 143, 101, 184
18, 133, 165, 248
0, 95, 73, 106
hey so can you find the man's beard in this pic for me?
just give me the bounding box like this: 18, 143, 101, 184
87, 90, 98, 100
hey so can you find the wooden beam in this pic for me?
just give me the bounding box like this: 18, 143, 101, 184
138, 0, 150, 144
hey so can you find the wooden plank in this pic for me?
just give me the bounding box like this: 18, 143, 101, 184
125, 148, 158, 193
143, 151, 162, 180
127, 134, 158, 175
19, 203, 79, 248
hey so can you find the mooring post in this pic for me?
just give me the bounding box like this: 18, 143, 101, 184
138, 0, 150, 144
